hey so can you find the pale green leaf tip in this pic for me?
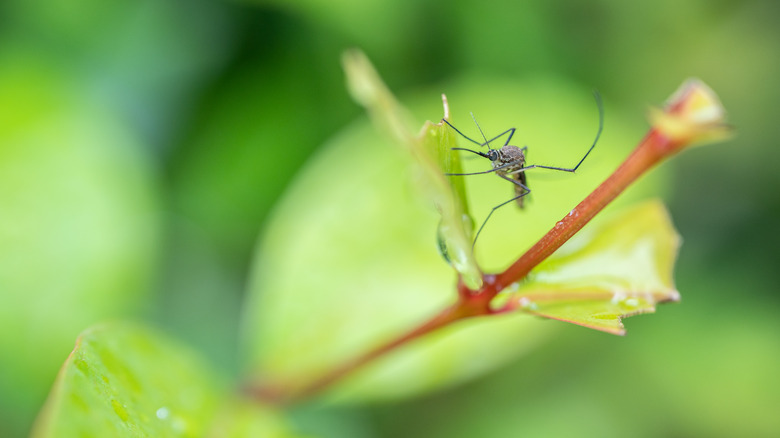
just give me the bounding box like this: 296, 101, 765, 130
342, 49, 379, 109
341, 49, 481, 287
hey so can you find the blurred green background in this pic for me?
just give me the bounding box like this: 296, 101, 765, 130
1, 0, 779, 437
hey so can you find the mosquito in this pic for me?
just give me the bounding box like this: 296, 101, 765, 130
442, 91, 604, 248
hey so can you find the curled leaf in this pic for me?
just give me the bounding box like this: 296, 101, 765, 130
342, 49, 480, 288
508, 200, 680, 335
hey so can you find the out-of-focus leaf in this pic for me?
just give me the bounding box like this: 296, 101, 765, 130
0, 51, 159, 436
32, 323, 299, 438
343, 50, 480, 288
511, 200, 681, 335
32, 323, 220, 437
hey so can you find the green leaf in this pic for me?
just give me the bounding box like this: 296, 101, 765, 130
342, 50, 480, 289
32, 323, 299, 438
32, 323, 221, 437
511, 200, 681, 335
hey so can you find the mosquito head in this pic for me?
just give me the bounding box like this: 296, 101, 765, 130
486, 149, 499, 161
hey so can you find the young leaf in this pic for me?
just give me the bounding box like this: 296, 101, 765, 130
342, 49, 480, 289
510, 200, 681, 335
420, 118, 477, 287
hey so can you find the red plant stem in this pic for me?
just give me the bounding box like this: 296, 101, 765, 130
495, 129, 676, 291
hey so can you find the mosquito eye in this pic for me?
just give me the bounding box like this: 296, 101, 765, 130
488, 150, 498, 161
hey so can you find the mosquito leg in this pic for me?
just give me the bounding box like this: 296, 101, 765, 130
484, 127, 516, 147
507, 163, 576, 174
505, 159, 594, 175
480, 127, 515, 148
472, 174, 530, 249
442, 119, 516, 148
446, 158, 525, 176
441, 119, 481, 146
506, 91, 604, 175
502, 128, 517, 146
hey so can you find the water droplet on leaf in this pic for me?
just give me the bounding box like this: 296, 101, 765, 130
436, 216, 482, 289
156, 406, 170, 420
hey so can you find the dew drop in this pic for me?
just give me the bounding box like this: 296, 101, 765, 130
156, 406, 170, 420
435, 216, 482, 290
435, 221, 451, 264
625, 298, 639, 307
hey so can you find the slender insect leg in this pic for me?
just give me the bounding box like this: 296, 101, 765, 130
506, 91, 604, 175
446, 158, 525, 176
506, 161, 584, 175
472, 174, 530, 249
442, 119, 516, 148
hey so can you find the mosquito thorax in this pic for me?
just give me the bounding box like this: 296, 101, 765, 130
496, 145, 525, 166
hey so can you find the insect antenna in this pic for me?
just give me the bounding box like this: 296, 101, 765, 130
439, 114, 495, 159
470, 112, 494, 151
